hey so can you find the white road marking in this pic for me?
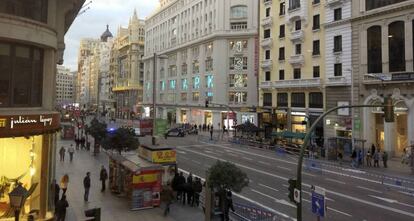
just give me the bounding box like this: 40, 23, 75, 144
259, 183, 279, 192
357, 186, 383, 194
250, 189, 296, 208
303, 172, 316, 177
325, 178, 346, 185
282, 184, 289, 188
243, 157, 253, 161
177, 150, 187, 154
179, 146, 414, 218
178, 168, 295, 220
327, 207, 352, 217
277, 166, 292, 171
258, 161, 270, 166
228, 153, 239, 157
191, 160, 201, 165
369, 195, 414, 209
302, 198, 311, 203
398, 191, 414, 197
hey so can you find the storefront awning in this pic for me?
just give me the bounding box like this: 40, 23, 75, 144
272, 131, 306, 139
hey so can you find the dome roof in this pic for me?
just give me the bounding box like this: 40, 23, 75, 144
101, 25, 113, 42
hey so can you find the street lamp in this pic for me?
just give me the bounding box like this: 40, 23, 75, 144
8, 183, 28, 221
152, 53, 168, 145
345, 68, 355, 151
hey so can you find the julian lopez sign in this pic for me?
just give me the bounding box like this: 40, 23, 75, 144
0, 113, 60, 137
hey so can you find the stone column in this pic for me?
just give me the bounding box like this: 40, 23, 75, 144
407, 102, 414, 146
405, 18, 413, 71
176, 108, 181, 123
384, 121, 396, 156
188, 108, 193, 124
382, 24, 389, 73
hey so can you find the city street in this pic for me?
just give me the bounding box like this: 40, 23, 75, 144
158, 134, 414, 221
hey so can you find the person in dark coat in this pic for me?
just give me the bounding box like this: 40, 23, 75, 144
81, 136, 86, 149
186, 174, 194, 205
55, 195, 69, 221
100, 166, 108, 192
382, 151, 388, 168
224, 191, 235, 221
171, 173, 179, 192
210, 126, 214, 140
177, 172, 186, 203
193, 177, 203, 207
83, 172, 91, 202
371, 144, 376, 157
52, 179, 60, 208
163, 182, 175, 216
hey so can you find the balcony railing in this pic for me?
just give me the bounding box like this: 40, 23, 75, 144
362, 72, 414, 84
261, 16, 273, 28
326, 0, 343, 7
289, 54, 305, 65
274, 78, 321, 89
326, 76, 348, 86
290, 30, 304, 42
261, 60, 273, 70
260, 81, 273, 89
263, 0, 272, 6
260, 38, 273, 48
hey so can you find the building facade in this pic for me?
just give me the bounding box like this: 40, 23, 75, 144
352, 0, 414, 156
259, 0, 325, 142
110, 10, 145, 119
143, 0, 259, 128
56, 65, 76, 107
0, 0, 84, 220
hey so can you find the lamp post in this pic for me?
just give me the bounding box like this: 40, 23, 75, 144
152, 53, 168, 145
9, 183, 28, 221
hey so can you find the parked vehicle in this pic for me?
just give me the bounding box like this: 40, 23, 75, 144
165, 128, 185, 137
187, 127, 198, 135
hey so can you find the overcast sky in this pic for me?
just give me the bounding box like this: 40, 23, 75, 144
63, 0, 159, 71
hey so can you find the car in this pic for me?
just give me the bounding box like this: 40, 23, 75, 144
165, 128, 185, 137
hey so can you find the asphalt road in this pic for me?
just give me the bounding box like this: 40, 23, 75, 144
156, 134, 414, 221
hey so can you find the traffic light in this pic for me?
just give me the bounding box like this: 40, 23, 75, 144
384, 96, 394, 123
205, 100, 209, 108
288, 179, 296, 203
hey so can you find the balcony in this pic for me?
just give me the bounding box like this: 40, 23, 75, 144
290, 30, 304, 42
261, 38, 273, 48
263, 0, 272, 6
260, 81, 273, 89
261, 16, 273, 28
326, 76, 349, 86
326, 0, 344, 7
289, 54, 305, 65
362, 73, 414, 84
286, 0, 307, 24
261, 59, 273, 70
274, 78, 322, 89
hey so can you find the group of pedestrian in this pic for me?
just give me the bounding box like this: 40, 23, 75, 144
349, 144, 388, 168
74, 135, 88, 150
59, 145, 75, 162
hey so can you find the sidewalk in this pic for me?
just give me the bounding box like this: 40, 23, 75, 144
56, 137, 204, 221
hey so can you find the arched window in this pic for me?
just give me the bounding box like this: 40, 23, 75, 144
367, 26, 382, 73
389, 21, 405, 72
231, 5, 248, 19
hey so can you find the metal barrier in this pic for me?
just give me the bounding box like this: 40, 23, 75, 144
304, 158, 323, 174
230, 202, 294, 221
378, 173, 414, 195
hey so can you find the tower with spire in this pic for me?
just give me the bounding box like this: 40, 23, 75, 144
100, 24, 113, 42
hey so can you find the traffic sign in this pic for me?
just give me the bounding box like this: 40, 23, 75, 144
294, 188, 300, 203
311, 185, 326, 217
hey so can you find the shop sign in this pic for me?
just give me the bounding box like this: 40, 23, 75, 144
391, 72, 414, 81
152, 150, 177, 163
133, 173, 159, 184
0, 113, 60, 137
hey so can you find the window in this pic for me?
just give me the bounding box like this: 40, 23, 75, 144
313, 66, 320, 78
295, 44, 302, 55
313, 15, 320, 30
206, 58, 213, 71
230, 57, 248, 70
366, 0, 407, 11
266, 8, 271, 17
295, 20, 301, 31
231, 22, 247, 30
334, 63, 342, 76
309, 92, 323, 108
277, 93, 288, 107
280, 3, 286, 15
334, 8, 342, 21
231, 5, 248, 19
168, 65, 177, 77
263, 93, 272, 107
291, 92, 305, 107
294, 68, 301, 79
181, 93, 187, 101
313, 0, 320, 4
265, 50, 271, 60
0, 0, 48, 23
389, 21, 406, 72
367, 26, 382, 73
279, 70, 285, 80
192, 92, 200, 101
289, 0, 301, 10
206, 92, 213, 101
192, 60, 200, 73
313, 40, 320, 55
0, 42, 43, 107
265, 71, 271, 81
334, 35, 342, 52
279, 25, 285, 38
264, 29, 271, 39
279, 47, 285, 60
229, 92, 247, 104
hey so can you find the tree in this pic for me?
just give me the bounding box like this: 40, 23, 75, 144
103, 127, 140, 154
207, 161, 249, 219
86, 118, 107, 152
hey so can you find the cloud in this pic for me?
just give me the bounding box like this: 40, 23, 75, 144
62, 0, 159, 71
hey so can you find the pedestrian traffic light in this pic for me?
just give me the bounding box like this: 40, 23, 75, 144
205, 100, 209, 108
384, 96, 394, 123
288, 179, 296, 203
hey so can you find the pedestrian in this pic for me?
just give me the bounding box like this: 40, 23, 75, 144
382, 151, 388, 168
163, 182, 174, 216
193, 177, 202, 207
177, 172, 186, 204
83, 172, 91, 202
75, 138, 80, 150
81, 136, 86, 149
68, 144, 75, 162
371, 144, 376, 157
210, 126, 214, 140
100, 166, 108, 192
55, 195, 69, 221
59, 146, 66, 162
358, 150, 363, 167
222, 125, 226, 134
60, 174, 69, 195
224, 191, 235, 221
186, 173, 194, 205
351, 149, 357, 168
373, 151, 380, 167
366, 151, 372, 167
337, 151, 343, 166
207, 124, 210, 131
198, 124, 202, 131
52, 179, 60, 208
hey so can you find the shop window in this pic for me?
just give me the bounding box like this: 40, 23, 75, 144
0, 0, 48, 23
291, 92, 305, 107
365, 0, 407, 11
389, 21, 406, 72
263, 93, 272, 107
0, 42, 43, 107
309, 92, 323, 108
367, 26, 382, 73
277, 93, 288, 107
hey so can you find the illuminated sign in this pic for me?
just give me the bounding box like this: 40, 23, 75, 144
152, 150, 176, 163
193, 76, 200, 89
206, 75, 214, 88
10, 115, 53, 129
0, 113, 60, 138
181, 78, 188, 90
